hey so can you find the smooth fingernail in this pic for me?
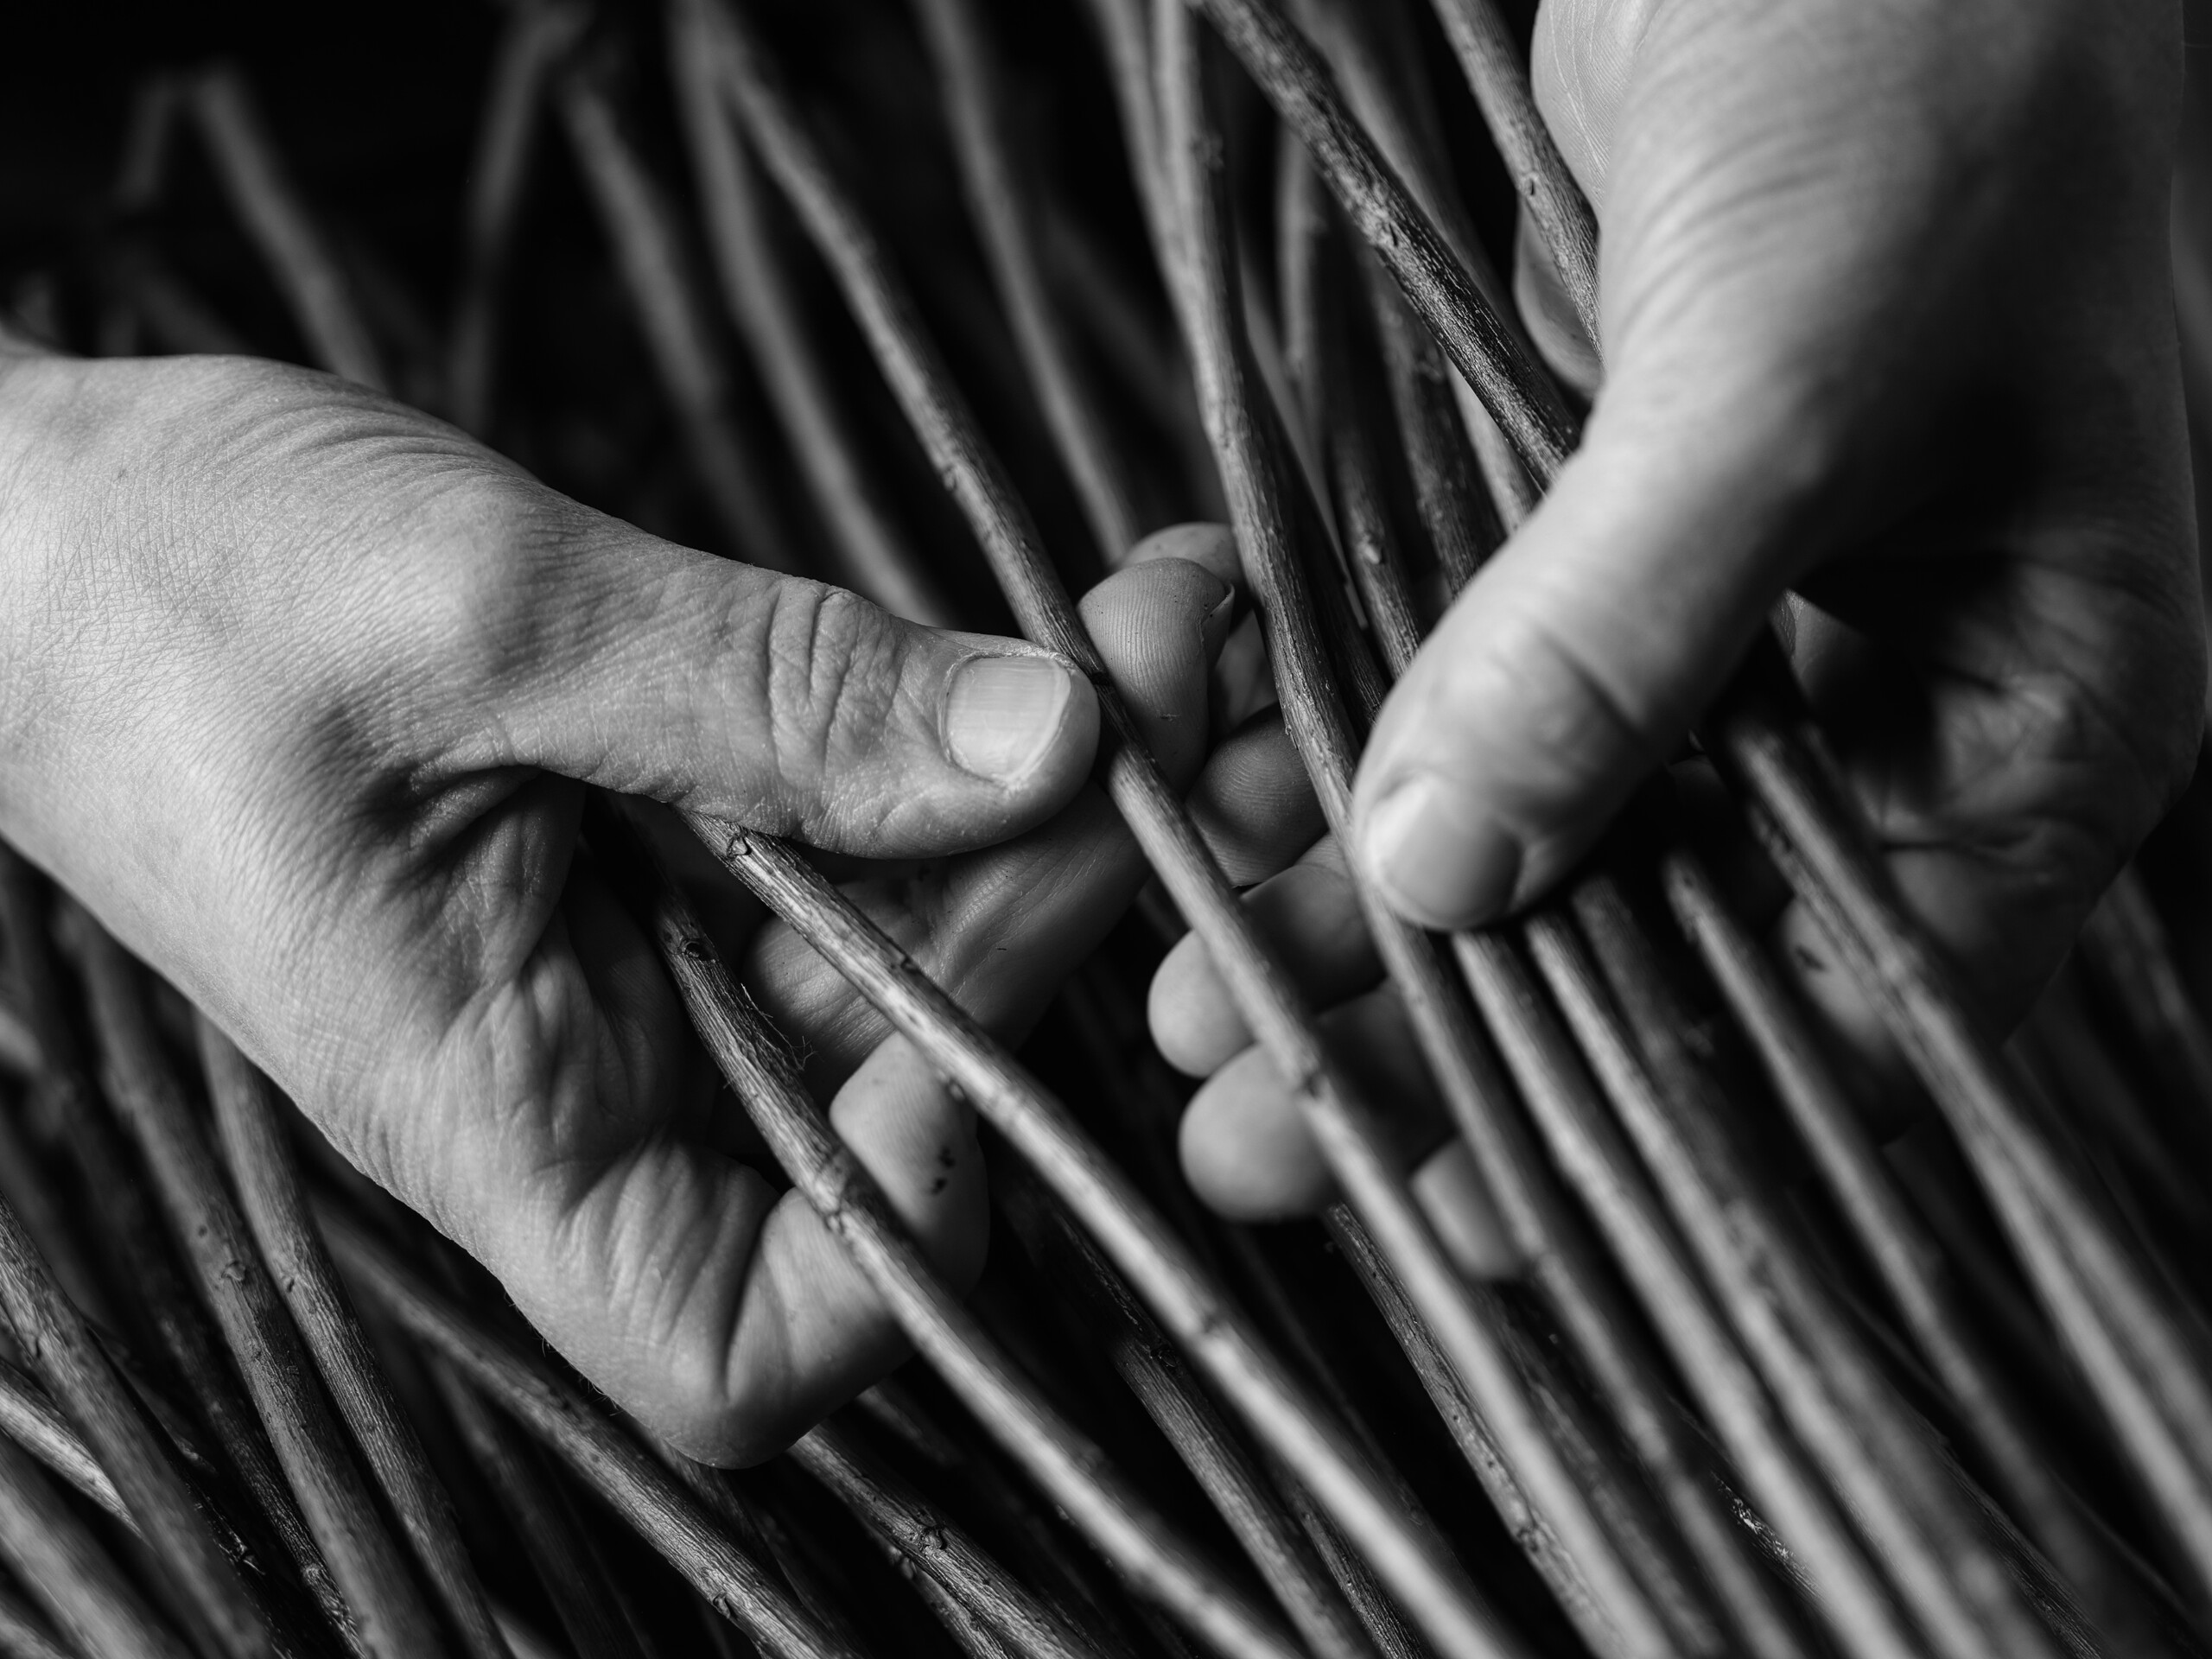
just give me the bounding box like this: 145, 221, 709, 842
1363, 772, 1520, 926
946, 654, 1077, 782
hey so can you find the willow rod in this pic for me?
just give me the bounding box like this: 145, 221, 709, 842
914, 0, 1145, 567
0, 1007, 31, 1081
1281, 172, 1811, 1658
1186, 0, 1573, 478
598, 798, 1306, 1659
0, 849, 270, 1659
556, 66, 801, 577
1454, 926, 1914, 1659
449, 1, 587, 432
2078, 868, 2212, 1146
1357, 12, 2212, 1606
694, 6, 1528, 1652
0, 1429, 194, 1659
790, 1419, 1110, 1659
997, 1171, 1378, 1659
207, 1032, 514, 1659
1165, 12, 1751, 1655
1421, 0, 1600, 343
1226, 0, 2212, 1624
74, 921, 448, 1659
1661, 850, 2133, 1629
0, 1580, 73, 1659
187, 66, 385, 391
1293, 0, 1517, 562
430, 1363, 652, 1659
1538, 894, 2051, 1659
315, 1200, 864, 1659
666, 0, 954, 626
1711, 673, 2212, 1609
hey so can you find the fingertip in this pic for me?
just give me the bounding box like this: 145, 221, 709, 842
1178, 1044, 1336, 1220
1410, 1139, 1519, 1278
1127, 521, 1243, 590
1147, 930, 1252, 1077
1357, 772, 1523, 930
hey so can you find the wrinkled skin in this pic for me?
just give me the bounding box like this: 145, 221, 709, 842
1154, 0, 2206, 1247
0, 350, 1277, 1460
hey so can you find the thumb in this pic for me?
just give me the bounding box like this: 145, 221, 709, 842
1350, 383, 1804, 927
472, 507, 1099, 857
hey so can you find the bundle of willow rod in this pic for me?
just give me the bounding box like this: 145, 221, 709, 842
3, 3, 2212, 1657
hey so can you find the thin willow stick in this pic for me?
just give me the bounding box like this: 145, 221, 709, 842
790, 1420, 1108, 1659
430, 1363, 651, 1659
601, 800, 1306, 1659
1545, 890, 2053, 1659
0, 850, 270, 1659
664, 1450, 874, 1656
0, 1008, 30, 1082
0, 1357, 127, 1526
1319, 1208, 1630, 1649
696, 9, 1528, 1652
187, 65, 385, 390
76, 924, 449, 1659
555, 66, 803, 576
1662, 850, 2135, 1630
914, 0, 1147, 566
1224, 0, 2211, 1631
666, 0, 953, 626
2077, 868, 2212, 1159
1421, 0, 1599, 344
0, 1088, 119, 1335
997, 1172, 1378, 1659
449, 1, 588, 433
0, 1580, 73, 1659
315, 1201, 864, 1659
1292, 0, 1514, 570
847, 1378, 1156, 1659
0, 1431, 194, 1659
1163, 15, 1722, 1656
1186, 0, 1573, 478
1708, 656, 2212, 1611
207, 1033, 513, 1659
1454, 926, 1915, 1659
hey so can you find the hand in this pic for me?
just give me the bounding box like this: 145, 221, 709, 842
0, 352, 1241, 1459
1154, 0, 2205, 1241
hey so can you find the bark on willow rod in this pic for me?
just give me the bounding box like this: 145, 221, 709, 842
315, 1202, 866, 1659
789, 1419, 1109, 1659
693, 7, 1528, 1654
0, 849, 270, 1659
667, 0, 955, 626
1660, 849, 2137, 1636
74, 920, 451, 1659
188, 66, 385, 391
207, 1032, 515, 1659
449, 2, 588, 433
996, 1168, 1379, 1659
0, 1430, 194, 1659
913, 0, 1146, 568
601, 800, 1307, 1659
556, 65, 802, 577
1540, 893, 2053, 1659
1162, 12, 1713, 1657
1452, 926, 1916, 1659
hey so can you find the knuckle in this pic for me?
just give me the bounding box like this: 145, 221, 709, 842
744, 580, 906, 789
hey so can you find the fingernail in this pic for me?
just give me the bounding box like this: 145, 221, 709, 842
946, 654, 1077, 783
1363, 772, 1521, 926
